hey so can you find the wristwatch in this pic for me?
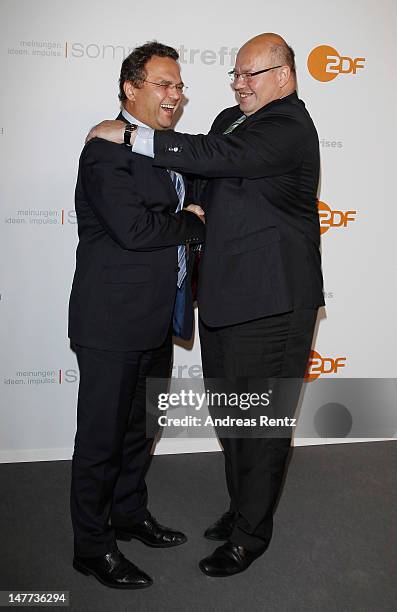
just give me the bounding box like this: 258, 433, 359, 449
124, 123, 138, 146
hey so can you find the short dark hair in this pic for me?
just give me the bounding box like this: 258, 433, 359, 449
269, 42, 296, 75
119, 41, 179, 101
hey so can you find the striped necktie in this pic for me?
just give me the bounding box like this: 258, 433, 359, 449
169, 170, 187, 287
223, 114, 247, 134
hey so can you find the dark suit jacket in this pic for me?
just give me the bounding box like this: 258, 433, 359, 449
68, 116, 204, 351
153, 92, 325, 327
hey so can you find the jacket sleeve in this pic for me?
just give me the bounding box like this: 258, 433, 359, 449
79, 140, 205, 250
153, 113, 306, 179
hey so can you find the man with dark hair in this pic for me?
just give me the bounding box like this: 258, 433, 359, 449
90, 32, 324, 578
69, 41, 205, 589
118, 41, 179, 102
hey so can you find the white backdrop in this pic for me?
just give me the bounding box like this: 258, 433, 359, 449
1, 0, 396, 462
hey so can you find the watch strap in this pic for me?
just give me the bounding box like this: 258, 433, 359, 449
124, 123, 138, 146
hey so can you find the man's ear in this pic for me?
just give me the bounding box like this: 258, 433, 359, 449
278, 66, 291, 87
123, 80, 136, 102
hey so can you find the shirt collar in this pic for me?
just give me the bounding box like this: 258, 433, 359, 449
121, 107, 150, 129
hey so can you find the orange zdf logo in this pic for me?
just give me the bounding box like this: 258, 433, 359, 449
305, 351, 347, 381
307, 45, 365, 82
317, 200, 356, 235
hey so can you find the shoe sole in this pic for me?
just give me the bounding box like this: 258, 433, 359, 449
115, 530, 188, 548
72, 560, 152, 589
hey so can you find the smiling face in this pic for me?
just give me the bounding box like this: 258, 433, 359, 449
123, 55, 183, 130
233, 44, 281, 116
233, 35, 294, 116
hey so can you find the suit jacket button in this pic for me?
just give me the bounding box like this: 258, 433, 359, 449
176, 266, 180, 272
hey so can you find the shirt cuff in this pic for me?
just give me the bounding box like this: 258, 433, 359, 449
132, 126, 155, 157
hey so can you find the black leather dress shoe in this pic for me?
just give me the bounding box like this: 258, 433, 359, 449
204, 511, 236, 541
73, 549, 152, 589
113, 513, 187, 548
199, 541, 262, 577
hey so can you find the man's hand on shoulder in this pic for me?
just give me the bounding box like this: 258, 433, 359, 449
86, 120, 126, 145
185, 204, 205, 223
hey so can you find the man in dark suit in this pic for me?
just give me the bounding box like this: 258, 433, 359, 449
68, 42, 205, 589
89, 33, 324, 577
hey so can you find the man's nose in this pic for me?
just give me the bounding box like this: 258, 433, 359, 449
168, 85, 182, 100
233, 78, 245, 91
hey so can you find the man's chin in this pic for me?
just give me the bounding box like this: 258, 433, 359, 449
156, 119, 173, 130
239, 99, 251, 110
239, 102, 257, 116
